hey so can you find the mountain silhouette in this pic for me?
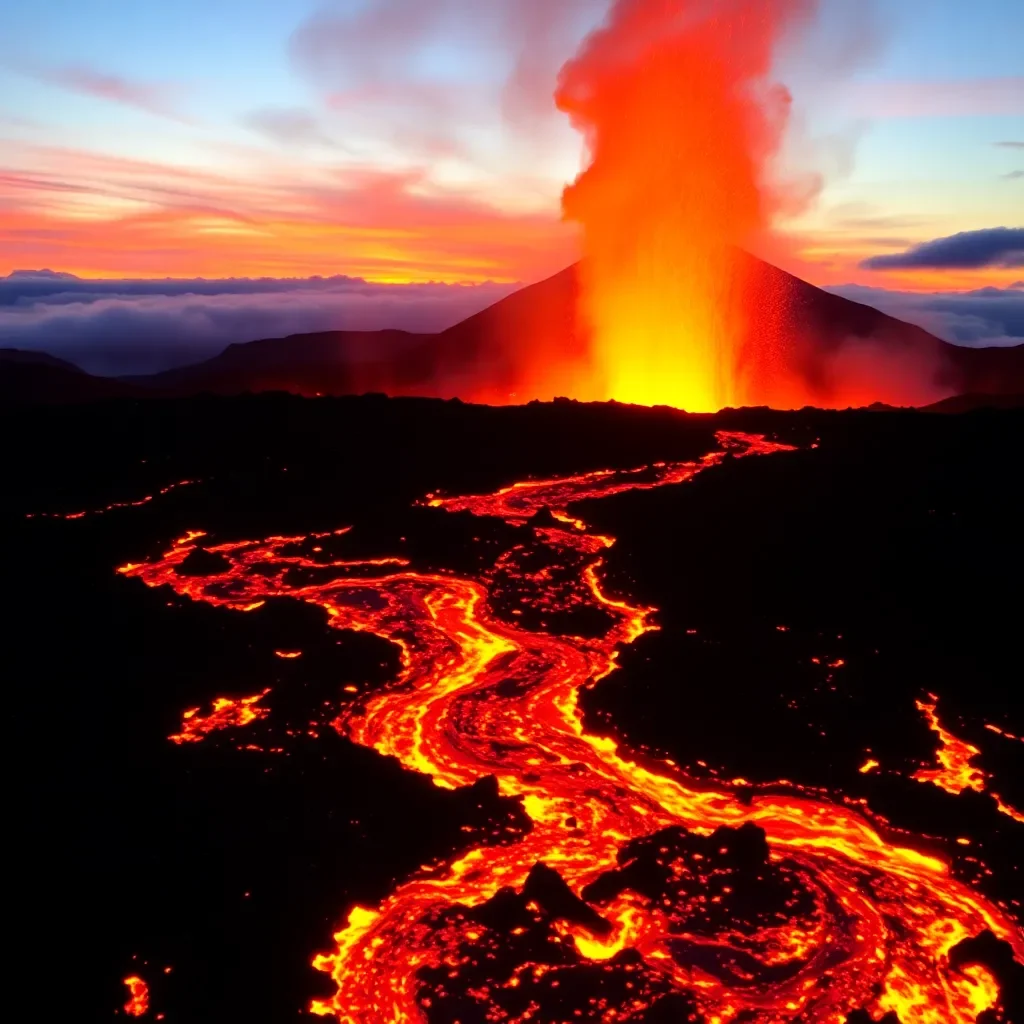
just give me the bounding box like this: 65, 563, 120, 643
4, 257, 1022, 407
0, 349, 141, 404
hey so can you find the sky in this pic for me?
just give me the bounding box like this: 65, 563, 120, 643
0, 0, 1021, 366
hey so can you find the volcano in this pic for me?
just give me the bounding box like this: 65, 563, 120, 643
5, 255, 1018, 409
132, 257, 1024, 407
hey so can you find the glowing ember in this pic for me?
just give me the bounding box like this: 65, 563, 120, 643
557, 0, 808, 411
119, 431, 1022, 1023
123, 976, 149, 1017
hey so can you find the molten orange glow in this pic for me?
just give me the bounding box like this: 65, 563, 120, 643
122, 976, 149, 1017
557, 0, 811, 412
118, 432, 1022, 1023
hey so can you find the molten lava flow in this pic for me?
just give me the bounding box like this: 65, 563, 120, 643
168, 690, 272, 745
118, 431, 1023, 1023
557, 0, 813, 411
913, 698, 987, 797
26, 479, 199, 521
914, 696, 1024, 825
986, 724, 1023, 743
123, 976, 149, 1017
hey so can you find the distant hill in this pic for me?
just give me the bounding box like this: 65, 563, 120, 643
0, 349, 140, 404
0, 348, 86, 373
2, 269, 81, 281
5, 257, 1023, 407
125, 268, 581, 403
921, 392, 1024, 414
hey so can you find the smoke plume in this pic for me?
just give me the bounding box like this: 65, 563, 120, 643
557, 0, 818, 411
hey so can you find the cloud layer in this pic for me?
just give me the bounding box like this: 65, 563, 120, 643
828, 281, 1023, 349
0, 272, 516, 376
860, 227, 1024, 271
26, 63, 187, 121
5, 266, 1019, 383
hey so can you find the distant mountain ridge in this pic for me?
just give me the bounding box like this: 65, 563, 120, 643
3, 269, 82, 281
0, 349, 140, 404
3, 257, 1023, 407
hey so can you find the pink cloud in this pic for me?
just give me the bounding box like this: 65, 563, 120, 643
242, 107, 335, 148
843, 76, 1024, 118
290, 0, 597, 166
34, 64, 189, 121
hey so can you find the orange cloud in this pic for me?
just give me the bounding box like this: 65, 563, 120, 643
0, 143, 577, 282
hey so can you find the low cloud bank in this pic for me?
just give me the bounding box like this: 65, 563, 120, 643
859, 227, 1023, 270
826, 282, 1024, 349
0, 272, 517, 376
4, 270, 1019, 382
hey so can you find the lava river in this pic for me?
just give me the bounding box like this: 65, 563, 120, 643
118, 431, 1023, 1024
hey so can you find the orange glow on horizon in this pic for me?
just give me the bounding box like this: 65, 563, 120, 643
776, 238, 1024, 295
3, 142, 1016, 296
0, 152, 578, 285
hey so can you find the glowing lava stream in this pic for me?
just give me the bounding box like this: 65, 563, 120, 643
119, 431, 1022, 1023
123, 975, 149, 1017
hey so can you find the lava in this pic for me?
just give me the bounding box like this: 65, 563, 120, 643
26, 479, 199, 521
123, 976, 149, 1017
168, 690, 271, 745
118, 430, 1023, 1023
986, 724, 1023, 743
913, 698, 988, 797
914, 696, 1024, 825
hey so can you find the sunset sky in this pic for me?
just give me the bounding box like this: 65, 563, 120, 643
0, 0, 1021, 372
